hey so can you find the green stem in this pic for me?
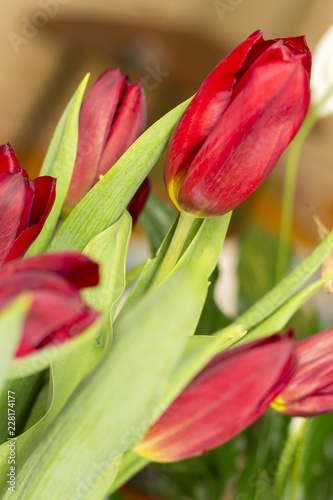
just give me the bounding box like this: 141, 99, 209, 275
151, 210, 196, 289
276, 85, 333, 284
274, 417, 310, 500
275, 108, 318, 283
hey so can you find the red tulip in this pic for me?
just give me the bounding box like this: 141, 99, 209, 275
271, 329, 333, 416
0, 253, 99, 357
135, 335, 295, 462
0, 143, 56, 266
164, 30, 311, 217
64, 69, 149, 222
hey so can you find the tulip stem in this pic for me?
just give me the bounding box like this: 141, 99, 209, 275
151, 211, 196, 288
276, 85, 333, 284
274, 417, 309, 499
275, 107, 318, 283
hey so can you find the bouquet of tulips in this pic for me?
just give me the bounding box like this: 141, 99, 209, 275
1, 29, 333, 500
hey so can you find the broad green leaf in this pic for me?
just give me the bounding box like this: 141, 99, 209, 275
82, 211, 132, 340
49, 97, 193, 252
159, 323, 246, 418
26, 74, 89, 255
139, 193, 176, 254
0, 318, 105, 493
119, 215, 202, 319
118, 214, 179, 318
238, 273, 333, 344
0, 296, 30, 395
10, 215, 229, 499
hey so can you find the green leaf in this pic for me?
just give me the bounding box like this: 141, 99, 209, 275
118, 215, 180, 318
26, 74, 89, 255
0, 318, 105, 493
49, 97, 192, 252
82, 211, 132, 340
0, 296, 30, 395
195, 266, 230, 336
231, 229, 333, 335
239, 273, 333, 344
119, 215, 202, 319
10, 215, 229, 499
139, 193, 176, 254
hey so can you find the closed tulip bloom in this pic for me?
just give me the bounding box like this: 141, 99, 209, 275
135, 335, 295, 462
271, 330, 333, 416
165, 30, 311, 217
0, 143, 56, 266
0, 253, 99, 357
64, 69, 149, 221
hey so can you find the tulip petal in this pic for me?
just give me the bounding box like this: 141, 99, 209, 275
0, 252, 99, 357
97, 80, 147, 180
178, 56, 310, 216
272, 329, 333, 416
126, 177, 150, 225
0, 252, 99, 288
0, 173, 30, 265
4, 176, 56, 263
65, 69, 128, 208
0, 143, 20, 173
164, 30, 264, 206
281, 35, 311, 74
136, 335, 295, 461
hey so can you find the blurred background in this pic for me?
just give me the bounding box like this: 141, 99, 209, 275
2, 3, 333, 499
1, 0, 333, 240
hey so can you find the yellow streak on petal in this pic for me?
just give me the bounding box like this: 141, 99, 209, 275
134, 443, 172, 463
167, 177, 181, 211
270, 396, 287, 412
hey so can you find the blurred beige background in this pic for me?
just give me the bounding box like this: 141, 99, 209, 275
1, 0, 333, 243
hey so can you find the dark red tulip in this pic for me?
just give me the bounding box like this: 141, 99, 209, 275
64, 69, 149, 222
165, 31, 311, 217
0, 253, 99, 357
0, 143, 56, 266
135, 335, 295, 462
126, 177, 150, 226
271, 329, 333, 416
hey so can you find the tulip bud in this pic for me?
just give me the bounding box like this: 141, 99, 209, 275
64, 69, 149, 222
164, 30, 311, 217
311, 25, 333, 117
0, 143, 56, 266
135, 335, 295, 462
0, 253, 99, 357
271, 329, 333, 416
